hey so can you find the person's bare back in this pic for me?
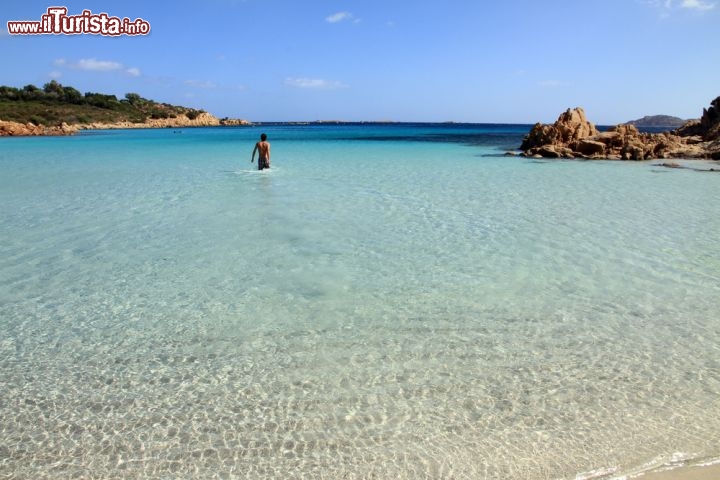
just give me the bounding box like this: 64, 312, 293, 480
251, 133, 271, 170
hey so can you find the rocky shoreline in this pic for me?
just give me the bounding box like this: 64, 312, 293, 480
0, 112, 252, 137
520, 96, 720, 161
0, 120, 80, 136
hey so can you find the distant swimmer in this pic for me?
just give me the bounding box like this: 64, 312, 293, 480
251, 133, 271, 170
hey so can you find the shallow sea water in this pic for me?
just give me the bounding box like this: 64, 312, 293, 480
1, 125, 719, 479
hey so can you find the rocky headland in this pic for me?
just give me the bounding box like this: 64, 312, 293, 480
0, 82, 251, 136
77, 112, 251, 130
0, 113, 251, 136
520, 96, 720, 160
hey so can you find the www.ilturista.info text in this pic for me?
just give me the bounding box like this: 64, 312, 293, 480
7, 7, 150, 36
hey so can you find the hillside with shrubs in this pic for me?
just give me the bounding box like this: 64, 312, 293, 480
0, 81, 206, 126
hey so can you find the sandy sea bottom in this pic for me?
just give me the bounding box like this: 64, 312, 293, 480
638, 462, 720, 480
1, 126, 719, 479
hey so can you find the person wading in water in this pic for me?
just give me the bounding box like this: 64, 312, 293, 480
251, 133, 271, 170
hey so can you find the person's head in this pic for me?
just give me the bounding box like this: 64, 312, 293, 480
260, 133, 267, 141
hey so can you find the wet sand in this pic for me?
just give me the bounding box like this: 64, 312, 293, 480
636, 463, 720, 480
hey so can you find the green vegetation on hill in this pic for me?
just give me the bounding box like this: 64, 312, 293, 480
0, 81, 205, 126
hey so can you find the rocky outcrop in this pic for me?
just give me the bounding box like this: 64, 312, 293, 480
521, 97, 720, 160
219, 117, 253, 126
0, 120, 78, 136
520, 107, 598, 152
1, 112, 253, 136
675, 96, 720, 142
80, 112, 225, 130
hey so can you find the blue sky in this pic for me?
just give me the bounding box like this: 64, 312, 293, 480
2, 0, 719, 123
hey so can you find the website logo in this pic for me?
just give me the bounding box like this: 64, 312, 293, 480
7, 7, 151, 36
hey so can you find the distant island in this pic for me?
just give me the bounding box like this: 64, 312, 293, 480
626, 115, 687, 128
0, 81, 250, 136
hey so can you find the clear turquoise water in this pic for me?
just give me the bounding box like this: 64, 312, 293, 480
1, 125, 719, 479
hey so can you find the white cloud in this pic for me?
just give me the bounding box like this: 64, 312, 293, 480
643, 0, 716, 13
680, 0, 715, 9
77, 58, 123, 71
284, 77, 347, 89
184, 80, 217, 89
642, 0, 672, 8
326, 11, 353, 23
538, 80, 569, 88
49, 71, 63, 79
54, 58, 141, 77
